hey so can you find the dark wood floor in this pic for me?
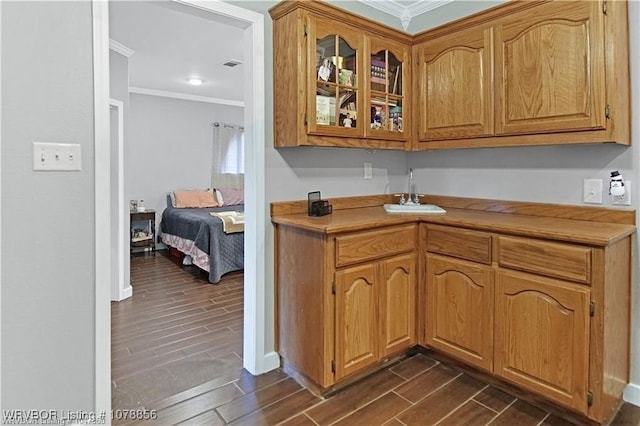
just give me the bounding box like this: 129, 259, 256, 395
112, 251, 640, 425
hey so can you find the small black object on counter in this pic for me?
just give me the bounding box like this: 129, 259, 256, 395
308, 191, 333, 217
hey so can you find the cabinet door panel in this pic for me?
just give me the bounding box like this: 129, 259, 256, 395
380, 254, 416, 356
418, 27, 493, 140
495, 1, 605, 135
425, 254, 494, 372
495, 270, 590, 413
335, 263, 377, 380
308, 18, 364, 138
366, 38, 410, 141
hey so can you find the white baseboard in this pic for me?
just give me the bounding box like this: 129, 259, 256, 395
624, 383, 640, 406
116, 285, 132, 302
263, 351, 281, 373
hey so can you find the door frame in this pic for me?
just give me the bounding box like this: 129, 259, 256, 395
109, 99, 131, 302
92, 0, 274, 414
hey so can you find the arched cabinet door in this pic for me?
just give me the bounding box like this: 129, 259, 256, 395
495, 1, 605, 136
380, 253, 416, 357
425, 254, 494, 372
307, 18, 364, 138
416, 26, 494, 141
334, 263, 377, 380
495, 269, 590, 413
365, 37, 410, 143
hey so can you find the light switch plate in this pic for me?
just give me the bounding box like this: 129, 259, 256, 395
33, 142, 82, 171
583, 179, 603, 204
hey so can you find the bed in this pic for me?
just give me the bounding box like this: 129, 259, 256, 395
159, 195, 244, 283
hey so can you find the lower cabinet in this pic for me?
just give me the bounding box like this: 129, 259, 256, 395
275, 216, 631, 423
275, 223, 417, 391
425, 254, 494, 372
422, 224, 631, 423
335, 253, 416, 380
494, 269, 591, 413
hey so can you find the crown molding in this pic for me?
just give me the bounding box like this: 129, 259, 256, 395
129, 86, 244, 107
407, 0, 454, 17
358, 0, 455, 30
109, 39, 135, 57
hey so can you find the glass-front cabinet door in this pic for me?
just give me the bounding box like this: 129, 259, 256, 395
307, 19, 363, 137
366, 39, 410, 141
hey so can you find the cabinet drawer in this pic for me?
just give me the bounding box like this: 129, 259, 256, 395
497, 236, 591, 284
426, 225, 492, 264
335, 225, 416, 267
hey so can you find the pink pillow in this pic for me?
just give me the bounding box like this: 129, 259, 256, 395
218, 188, 244, 206
174, 190, 219, 208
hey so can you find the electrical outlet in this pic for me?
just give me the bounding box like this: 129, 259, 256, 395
611, 181, 631, 205
363, 162, 372, 179
583, 179, 603, 204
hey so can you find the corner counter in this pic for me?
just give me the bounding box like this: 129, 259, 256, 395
271, 194, 636, 425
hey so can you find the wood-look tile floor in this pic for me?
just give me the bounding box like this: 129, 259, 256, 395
112, 251, 640, 426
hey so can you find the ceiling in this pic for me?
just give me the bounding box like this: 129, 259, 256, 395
108, 1, 458, 105
357, 0, 454, 29
109, 1, 246, 104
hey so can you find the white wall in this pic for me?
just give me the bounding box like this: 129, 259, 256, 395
127, 94, 243, 239
1, 1, 95, 410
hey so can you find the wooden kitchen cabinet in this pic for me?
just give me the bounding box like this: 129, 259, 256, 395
335, 263, 378, 380
494, 269, 591, 413
415, 26, 494, 141
425, 254, 494, 372
418, 220, 631, 422
272, 194, 634, 424
275, 222, 417, 390
379, 253, 416, 357
269, 1, 412, 150
412, 0, 629, 149
335, 252, 416, 380
495, 1, 605, 136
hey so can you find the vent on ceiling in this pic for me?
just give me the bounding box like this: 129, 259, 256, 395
222, 59, 243, 68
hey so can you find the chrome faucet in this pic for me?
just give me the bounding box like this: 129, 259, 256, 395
408, 168, 415, 205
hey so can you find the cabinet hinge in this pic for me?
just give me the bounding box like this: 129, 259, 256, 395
331, 282, 336, 295
605, 104, 611, 119
304, 24, 307, 37
331, 360, 336, 373
602, 1, 607, 15
587, 391, 594, 406
590, 301, 595, 317
304, 113, 308, 126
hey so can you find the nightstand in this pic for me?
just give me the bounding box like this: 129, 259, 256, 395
130, 209, 155, 253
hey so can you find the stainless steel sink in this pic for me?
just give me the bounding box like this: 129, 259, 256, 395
383, 203, 446, 214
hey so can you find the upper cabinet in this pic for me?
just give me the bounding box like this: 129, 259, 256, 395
307, 20, 364, 138
270, 1, 412, 150
415, 26, 494, 141
413, 0, 629, 149
271, 0, 629, 151
495, 1, 605, 135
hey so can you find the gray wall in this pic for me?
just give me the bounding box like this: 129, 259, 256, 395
1, 1, 95, 410
127, 94, 243, 233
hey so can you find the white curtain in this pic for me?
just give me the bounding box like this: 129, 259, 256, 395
212, 122, 244, 189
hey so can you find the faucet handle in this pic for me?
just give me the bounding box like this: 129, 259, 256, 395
413, 194, 425, 205
393, 193, 406, 205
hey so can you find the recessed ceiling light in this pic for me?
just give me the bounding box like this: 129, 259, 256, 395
187, 77, 204, 86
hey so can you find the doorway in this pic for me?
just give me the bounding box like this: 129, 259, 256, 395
93, 0, 274, 413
